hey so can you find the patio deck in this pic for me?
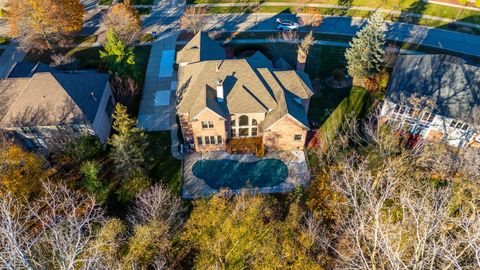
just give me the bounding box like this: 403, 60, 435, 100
182, 150, 310, 199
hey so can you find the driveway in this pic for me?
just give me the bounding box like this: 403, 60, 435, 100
137, 0, 184, 131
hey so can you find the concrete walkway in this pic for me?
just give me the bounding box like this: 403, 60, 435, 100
170, 121, 183, 159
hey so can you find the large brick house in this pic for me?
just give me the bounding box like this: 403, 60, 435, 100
381, 54, 480, 148
176, 32, 314, 153
0, 62, 116, 151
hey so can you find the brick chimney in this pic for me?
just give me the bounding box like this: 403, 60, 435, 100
216, 78, 224, 102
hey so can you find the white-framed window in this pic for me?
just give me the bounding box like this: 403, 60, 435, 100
231, 115, 259, 137
197, 136, 203, 145
201, 121, 214, 129
294, 134, 302, 141
450, 120, 470, 131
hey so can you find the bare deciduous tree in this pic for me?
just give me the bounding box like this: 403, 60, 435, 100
179, 7, 207, 34
267, 31, 300, 44
311, 112, 480, 269
0, 182, 106, 270
102, 2, 141, 43
128, 183, 183, 228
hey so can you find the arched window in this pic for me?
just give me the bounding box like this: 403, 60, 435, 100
252, 119, 258, 126
239, 115, 249, 126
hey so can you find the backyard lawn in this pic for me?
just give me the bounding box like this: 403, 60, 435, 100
146, 132, 182, 195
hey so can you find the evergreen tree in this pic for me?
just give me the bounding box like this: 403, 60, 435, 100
100, 30, 139, 80
345, 11, 386, 78
80, 160, 109, 203
109, 104, 148, 181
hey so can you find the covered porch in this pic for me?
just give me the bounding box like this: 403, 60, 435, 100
226, 136, 264, 157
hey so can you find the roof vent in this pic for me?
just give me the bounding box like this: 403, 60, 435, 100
91, 92, 98, 102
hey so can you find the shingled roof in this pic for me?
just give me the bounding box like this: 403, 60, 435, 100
176, 32, 225, 64
177, 49, 314, 129
386, 54, 480, 124
0, 67, 110, 127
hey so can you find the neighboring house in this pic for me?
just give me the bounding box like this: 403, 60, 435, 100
0, 61, 116, 151
381, 54, 480, 148
176, 32, 314, 153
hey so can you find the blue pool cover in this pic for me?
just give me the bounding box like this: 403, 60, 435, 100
192, 159, 288, 189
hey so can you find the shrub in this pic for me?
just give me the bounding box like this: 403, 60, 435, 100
141, 33, 154, 43
0, 36, 10, 45
64, 135, 103, 162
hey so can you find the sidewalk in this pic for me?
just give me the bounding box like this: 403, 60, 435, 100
423, 0, 480, 12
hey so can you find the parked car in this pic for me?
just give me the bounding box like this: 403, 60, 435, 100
276, 18, 300, 31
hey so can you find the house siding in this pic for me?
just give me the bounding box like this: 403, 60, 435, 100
381, 99, 480, 148
191, 108, 226, 152
92, 83, 115, 144
3, 124, 94, 151
263, 115, 307, 151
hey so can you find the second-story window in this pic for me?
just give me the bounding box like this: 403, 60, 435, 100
201, 121, 214, 129
450, 120, 470, 131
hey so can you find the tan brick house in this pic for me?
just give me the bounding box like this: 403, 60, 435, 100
176, 32, 314, 153
381, 54, 480, 148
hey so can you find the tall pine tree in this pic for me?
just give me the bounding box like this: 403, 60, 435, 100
109, 104, 148, 181
345, 11, 386, 78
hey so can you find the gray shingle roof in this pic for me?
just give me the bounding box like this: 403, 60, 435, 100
273, 57, 293, 70
177, 45, 313, 129
0, 69, 109, 127
176, 32, 225, 64
7, 62, 54, 78
386, 54, 480, 124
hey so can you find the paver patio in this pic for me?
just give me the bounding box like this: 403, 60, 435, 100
182, 150, 310, 199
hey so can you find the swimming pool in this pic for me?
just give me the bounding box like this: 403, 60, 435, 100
192, 159, 288, 189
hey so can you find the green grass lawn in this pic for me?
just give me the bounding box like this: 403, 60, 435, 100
308, 86, 352, 128
0, 36, 10, 45
146, 132, 182, 195
317, 87, 371, 142
135, 7, 152, 15
99, 0, 113, 5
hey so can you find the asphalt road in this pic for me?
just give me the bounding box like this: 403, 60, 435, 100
182, 13, 480, 58
1, 1, 480, 58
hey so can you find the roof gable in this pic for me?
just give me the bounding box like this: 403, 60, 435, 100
176, 32, 225, 64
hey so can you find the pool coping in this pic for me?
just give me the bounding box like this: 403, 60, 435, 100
182, 150, 310, 199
